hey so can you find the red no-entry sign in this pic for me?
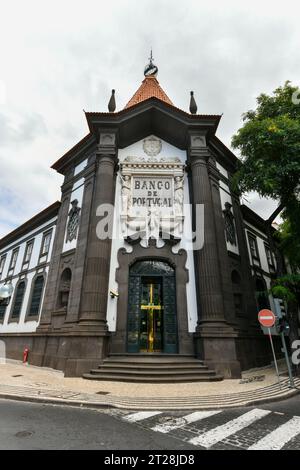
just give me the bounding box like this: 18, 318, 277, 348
258, 309, 276, 328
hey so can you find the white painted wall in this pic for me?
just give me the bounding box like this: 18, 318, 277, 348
106, 136, 199, 333
244, 224, 273, 274
74, 159, 87, 176
0, 217, 57, 279
0, 266, 49, 333
0, 218, 57, 333
216, 162, 228, 179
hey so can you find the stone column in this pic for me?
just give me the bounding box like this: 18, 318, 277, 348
78, 131, 118, 332
188, 132, 240, 378
63, 160, 97, 326
38, 170, 74, 332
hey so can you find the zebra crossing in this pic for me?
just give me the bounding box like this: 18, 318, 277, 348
112, 407, 300, 450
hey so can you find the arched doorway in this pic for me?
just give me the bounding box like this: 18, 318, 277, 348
127, 260, 178, 354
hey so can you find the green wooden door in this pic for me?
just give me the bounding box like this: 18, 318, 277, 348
127, 275, 141, 353
127, 260, 178, 354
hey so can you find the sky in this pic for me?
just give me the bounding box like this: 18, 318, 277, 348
0, 0, 299, 238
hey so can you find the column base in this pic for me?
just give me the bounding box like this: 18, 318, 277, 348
194, 320, 241, 378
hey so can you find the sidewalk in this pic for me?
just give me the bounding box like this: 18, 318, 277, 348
0, 360, 299, 410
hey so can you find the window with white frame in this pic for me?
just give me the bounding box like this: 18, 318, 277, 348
0, 255, 6, 280
27, 275, 45, 318
39, 230, 52, 264
248, 234, 260, 264
8, 248, 19, 277
0, 303, 7, 323
10, 281, 26, 321
22, 240, 34, 271
264, 243, 275, 270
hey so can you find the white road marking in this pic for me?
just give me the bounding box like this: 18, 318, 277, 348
151, 410, 222, 433
123, 411, 162, 422
249, 416, 300, 450
188, 408, 271, 448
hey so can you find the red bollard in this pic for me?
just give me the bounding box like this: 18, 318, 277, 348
23, 347, 29, 364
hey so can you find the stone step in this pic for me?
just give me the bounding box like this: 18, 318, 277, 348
102, 358, 205, 365
108, 353, 195, 357
83, 354, 222, 383
101, 360, 206, 367
99, 363, 209, 371
83, 373, 224, 383
90, 368, 217, 376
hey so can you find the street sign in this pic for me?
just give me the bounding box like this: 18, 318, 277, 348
258, 308, 281, 387
258, 309, 276, 328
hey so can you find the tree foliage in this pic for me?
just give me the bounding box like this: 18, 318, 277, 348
274, 218, 300, 271
231, 81, 300, 240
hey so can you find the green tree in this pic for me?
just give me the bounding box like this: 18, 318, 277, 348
232, 81, 300, 238
275, 218, 300, 271
232, 82, 300, 356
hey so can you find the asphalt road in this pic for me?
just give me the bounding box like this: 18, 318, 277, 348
0, 393, 299, 450
0, 399, 194, 450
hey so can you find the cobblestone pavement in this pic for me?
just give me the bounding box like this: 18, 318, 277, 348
0, 378, 299, 410
108, 406, 300, 450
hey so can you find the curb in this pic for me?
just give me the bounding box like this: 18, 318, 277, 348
0, 379, 299, 411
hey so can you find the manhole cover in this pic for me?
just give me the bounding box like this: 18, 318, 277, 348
96, 391, 109, 395
15, 431, 34, 438
12, 375, 23, 378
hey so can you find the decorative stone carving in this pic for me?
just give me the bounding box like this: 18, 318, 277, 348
174, 176, 184, 215
99, 133, 116, 146
120, 174, 131, 214
223, 202, 237, 246
143, 135, 162, 157
66, 199, 81, 243
123, 155, 182, 168
120, 155, 185, 244
190, 134, 206, 148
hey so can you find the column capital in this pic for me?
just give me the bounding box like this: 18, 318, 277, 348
98, 128, 118, 149
188, 148, 210, 166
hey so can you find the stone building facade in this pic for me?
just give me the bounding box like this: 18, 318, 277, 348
0, 62, 285, 379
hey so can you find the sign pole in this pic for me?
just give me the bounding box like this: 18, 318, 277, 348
268, 327, 281, 387
280, 332, 294, 388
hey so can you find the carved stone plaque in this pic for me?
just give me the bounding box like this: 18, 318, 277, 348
143, 136, 162, 157
120, 155, 185, 243
132, 177, 173, 208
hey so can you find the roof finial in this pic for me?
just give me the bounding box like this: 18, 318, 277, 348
189, 91, 197, 114
149, 48, 154, 64
108, 89, 116, 112
144, 49, 158, 77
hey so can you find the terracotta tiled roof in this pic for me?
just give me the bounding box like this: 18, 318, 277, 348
125, 76, 173, 109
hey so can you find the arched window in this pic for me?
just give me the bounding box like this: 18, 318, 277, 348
0, 303, 7, 323
130, 260, 174, 276
57, 268, 72, 309
28, 276, 45, 317
231, 270, 244, 317
11, 281, 26, 320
